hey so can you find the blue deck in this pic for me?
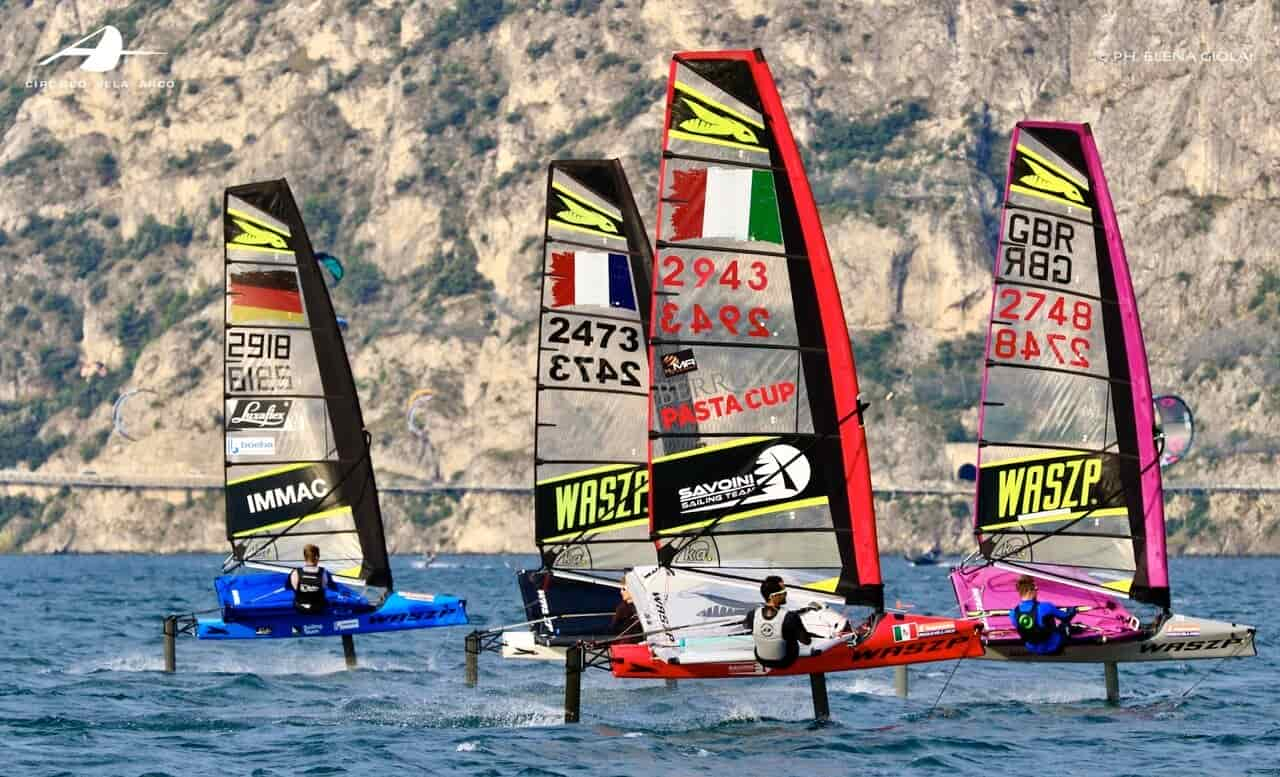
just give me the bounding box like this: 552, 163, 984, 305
195, 573, 467, 639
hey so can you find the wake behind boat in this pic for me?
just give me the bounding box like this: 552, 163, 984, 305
177, 179, 467, 645
606, 50, 982, 681
948, 123, 1254, 669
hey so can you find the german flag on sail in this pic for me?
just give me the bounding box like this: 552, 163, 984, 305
229, 269, 305, 324
669, 166, 782, 245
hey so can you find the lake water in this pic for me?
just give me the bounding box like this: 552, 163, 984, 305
2, 554, 1275, 776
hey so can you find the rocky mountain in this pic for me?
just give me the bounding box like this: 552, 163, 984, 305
0, 0, 1277, 556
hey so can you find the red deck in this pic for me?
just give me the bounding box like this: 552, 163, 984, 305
608, 612, 983, 679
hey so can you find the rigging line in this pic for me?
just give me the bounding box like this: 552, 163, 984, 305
586, 613, 753, 647
1170, 635, 1253, 707
480, 612, 620, 636
662, 401, 868, 562
923, 657, 966, 720
233, 430, 375, 571
984, 452, 1162, 567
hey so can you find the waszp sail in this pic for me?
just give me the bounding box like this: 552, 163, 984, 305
196, 179, 467, 640
610, 50, 983, 679
502, 160, 657, 659
949, 123, 1254, 663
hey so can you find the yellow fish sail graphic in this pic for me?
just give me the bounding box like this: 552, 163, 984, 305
555, 194, 618, 234
678, 99, 759, 145
1020, 157, 1084, 204
231, 218, 289, 249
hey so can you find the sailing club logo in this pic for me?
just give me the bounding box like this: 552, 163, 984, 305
677, 443, 811, 514
227, 399, 292, 430
662, 349, 698, 377
1019, 157, 1084, 204
672, 538, 718, 564
230, 218, 289, 249
38, 26, 163, 73
548, 182, 623, 239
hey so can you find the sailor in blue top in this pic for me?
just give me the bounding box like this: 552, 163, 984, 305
1009, 575, 1079, 655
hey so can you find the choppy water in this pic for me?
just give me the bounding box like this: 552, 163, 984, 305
2, 554, 1275, 776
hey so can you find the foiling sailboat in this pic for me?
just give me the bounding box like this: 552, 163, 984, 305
949, 123, 1255, 664
490, 159, 657, 660
195, 179, 467, 641
607, 50, 983, 679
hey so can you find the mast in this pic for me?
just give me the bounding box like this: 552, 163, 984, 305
646, 50, 882, 608
222, 180, 391, 591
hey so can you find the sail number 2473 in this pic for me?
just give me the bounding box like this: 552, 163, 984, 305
546, 316, 642, 387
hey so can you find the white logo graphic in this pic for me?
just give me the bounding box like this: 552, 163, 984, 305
677, 444, 811, 514
39, 26, 162, 73
227, 437, 276, 457
750, 444, 810, 501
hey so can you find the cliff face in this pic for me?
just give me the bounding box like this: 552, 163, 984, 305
0, 0, 1277, 556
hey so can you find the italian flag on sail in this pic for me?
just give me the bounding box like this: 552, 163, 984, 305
670, 167, 783, 244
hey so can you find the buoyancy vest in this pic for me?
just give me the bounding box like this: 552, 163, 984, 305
1011, 599, 1055, 644
752, 606, 788, 662
294, 566, 328, 614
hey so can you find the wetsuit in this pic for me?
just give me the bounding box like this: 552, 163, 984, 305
288, 565, 332, 615
743, 606, 813, 669
609, 599, 642, 643
1010, 599, 1078, 655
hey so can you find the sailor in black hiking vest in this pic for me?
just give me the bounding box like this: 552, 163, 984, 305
741, 575, 819, 669
288, 544, 337, 615
1009, 574, 1080, 655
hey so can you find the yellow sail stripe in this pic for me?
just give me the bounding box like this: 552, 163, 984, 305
232, 505, 353, 538
801, 576, 840, 593
541, 517, 650, 544
227, 206, 292, 237
1016, 144, 1089, 191
1101, 578, 1133, 593
981, 448, 1094, 467
229, 305, 306, 325
654, 435, 776, 464
226, 243, 296, 257
536, 463, 638, 487
227, 462, 315, 486
668, 128, 766, 154
1009, 183, 1093, 213
658, 496, 828, 535
674, 80, 765, 129
982, 506, 1128, 531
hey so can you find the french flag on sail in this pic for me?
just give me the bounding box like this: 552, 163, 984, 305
550, 251, 636, 310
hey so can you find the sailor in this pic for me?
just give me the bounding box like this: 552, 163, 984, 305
1009, 575, 1079, 655
287, 544, 335, 615
608, 583, 643, 643
742, 575, 818, 669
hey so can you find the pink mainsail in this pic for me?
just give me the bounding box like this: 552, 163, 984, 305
951, 122, 1168, 643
